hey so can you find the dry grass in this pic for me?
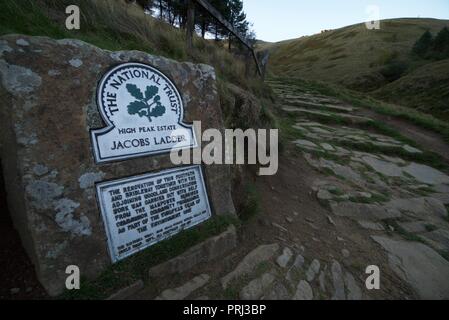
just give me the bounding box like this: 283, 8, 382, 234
374, 58, 449, 120
265, 18, 449, 90
2, 0, 267, 93
263, 17, 449, 120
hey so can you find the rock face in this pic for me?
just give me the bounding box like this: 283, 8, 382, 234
372, 236, 449, 299
0, 35, 236, 295
221, 244, 279, 289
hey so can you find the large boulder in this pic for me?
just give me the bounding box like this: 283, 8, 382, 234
0, 34, 235, 296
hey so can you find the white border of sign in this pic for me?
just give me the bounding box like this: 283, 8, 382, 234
90, 62, 198, 164
96, 165, 212, 263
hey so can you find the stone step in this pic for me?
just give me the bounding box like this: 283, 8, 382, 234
148, 225, 237, 279
156, 274, 210, 300
221, 243, 280, 289
372, 236, 449, 299
282, 106, 372, 124
284, 100, 355, 113
282, 95, 343, 105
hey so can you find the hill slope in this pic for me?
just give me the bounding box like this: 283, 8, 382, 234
373, 58, 449, 119
266, 18, 449, 92
259, 18, 449, 120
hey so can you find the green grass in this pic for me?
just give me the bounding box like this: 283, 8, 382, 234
374, 59, 449, 121
329, 187, 345, 196
334, 140, 449, 173
276, 100, 449, 173
265, 17, 449, 113
348, 193, 389, 204
408, 185, 435, 197
60, 215, 238, 300
384, 219, 427, 243
0, 0, 150, 53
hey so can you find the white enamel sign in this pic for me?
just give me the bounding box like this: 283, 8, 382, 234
96, 165, 212, 262
91, 63, 197, 163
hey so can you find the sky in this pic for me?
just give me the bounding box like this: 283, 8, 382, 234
243, 0, 449, 42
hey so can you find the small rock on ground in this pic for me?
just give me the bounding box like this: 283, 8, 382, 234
264, 282, 290, 300
221, 244, 279, 289
306, 259, 321, 282
240, 272, 276, 300
276, 247, 293, 268
344, 272, 362, 300
331, 260, 346, 300
293, 280, 313, 300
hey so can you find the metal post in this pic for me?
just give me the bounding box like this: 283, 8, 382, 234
186, 0, 195, 53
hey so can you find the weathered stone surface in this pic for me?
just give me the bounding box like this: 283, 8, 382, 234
321, 143, 335, 151
149, 225, 237, 278
432, 193, 449, 205
306, 259, 321, 282
318, 270, 327, 293
341, 249, 350, 258
264, 282, 290, 300
293, 280, 313, 300
386, 197, 447, 220
156, 274, 210, 300
286, 254, 305, 281
344, 272, 362, 300
358, 220, 385, 231
221, 244, 279, 289
420, 229, 449, 252
330, 202, 401, 221
403, 145, 422, 154
361, 156, 402, 177
225, 83, 263, 129
317, 189, 333, 201
372, 236, 449, 299
403, 163, 449, 185
331, 260, 346, 300
276, 247, 293, 268
294, 139, 318, 149
434, 184, 449, 193
292, 254, 305, 269
397, 221, 427, 234
240, 272, 276, 300
0, 35, 235, 295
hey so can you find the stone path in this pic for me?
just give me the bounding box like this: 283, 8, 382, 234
130, 78, 449, 301
148, 244, 366, 300
269, 78, 449, 299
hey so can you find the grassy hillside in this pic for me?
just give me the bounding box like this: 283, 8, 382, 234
266, 18, 448, 90
0, 0, 270, 98
265, 18, 449, 120
374, 58, 449, 119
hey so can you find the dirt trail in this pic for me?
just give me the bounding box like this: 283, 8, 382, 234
132, 79, 449, 300
364, 110, 449, 163
132, 153, 414, 300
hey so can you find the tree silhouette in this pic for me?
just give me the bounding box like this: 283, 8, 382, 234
412, 30, 433, 58
412, 27, 449, 60
433, 26, 449, 59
